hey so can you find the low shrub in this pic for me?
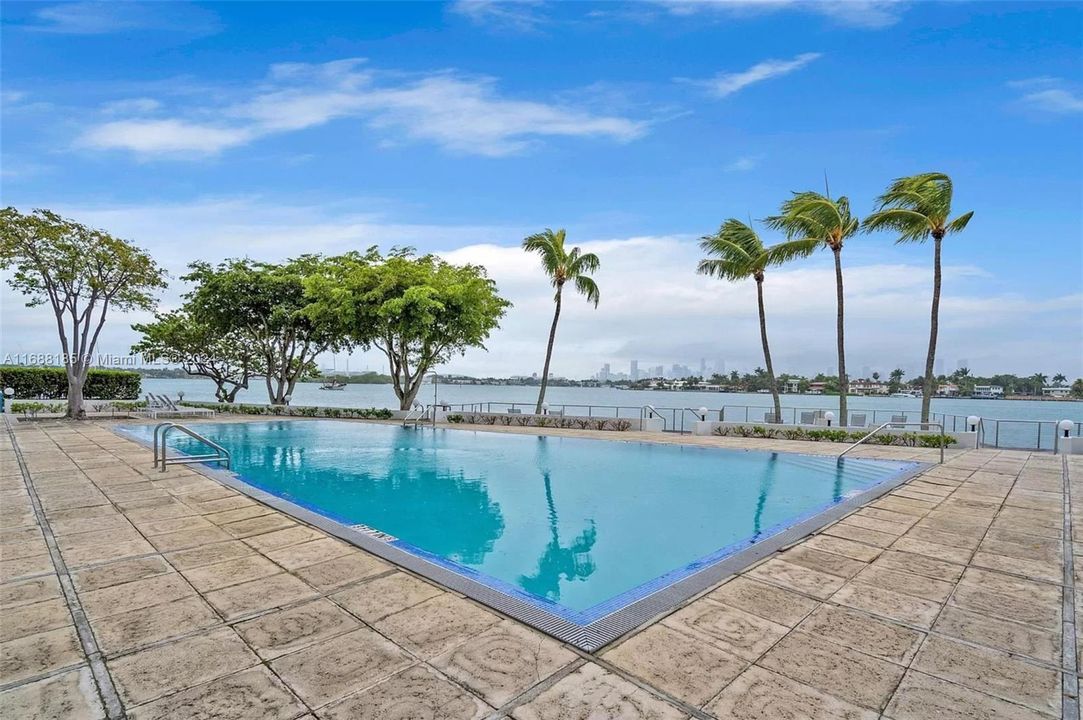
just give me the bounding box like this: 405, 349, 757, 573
180, 401, 393, 420
446, 414, 465, 423
613, 419, 632, 431
709, 423, 957, 447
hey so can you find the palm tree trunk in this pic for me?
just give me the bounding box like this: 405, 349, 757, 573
535, 286, 563, 414
756, 277, 782, 422
833, 247, 848, 427
920, 238, 942, 424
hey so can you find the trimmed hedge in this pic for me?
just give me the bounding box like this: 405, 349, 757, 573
0, 366, 141, 400
446, 412, 634, 431
9, 400, 147, 418
712, 423, 957, 448
182, 401, 393, 420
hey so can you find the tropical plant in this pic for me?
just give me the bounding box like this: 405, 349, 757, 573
697, 219, 817, 422
522, 228, 600, 413
864, 173, 974, 423
305, 248, 511, 410
765, 191, 860, 425
1053, 373, 1067, 386
0, 208, 166, 418
1031, 373, 1048, 395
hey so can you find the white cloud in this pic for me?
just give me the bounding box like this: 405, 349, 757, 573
724, 155, 763, 172
1009, 78, 1083, 116
654, 1, 905, 29
101, 98, 162, 115
3, 196, 1079, 379
693, 52, 822, 98
77, 59, 647, 158
449, 0, 548, 31
27, 1, 221, 36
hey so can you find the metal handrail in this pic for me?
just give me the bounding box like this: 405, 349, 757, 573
402, 403, 426, 428
153, 422, 231, 472
838, 421, 945, 464
640, 405, 667, 431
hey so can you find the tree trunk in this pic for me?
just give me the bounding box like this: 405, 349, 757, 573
535, 286, 563, 414
920, 238, 942, 424
756, 277, 782, 422
833, 247, 848, 427
66, 373, 85, 420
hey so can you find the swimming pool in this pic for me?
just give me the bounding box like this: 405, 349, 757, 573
120, 420, 922, 649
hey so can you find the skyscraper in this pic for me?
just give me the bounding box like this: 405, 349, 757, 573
630, 360, 639, 381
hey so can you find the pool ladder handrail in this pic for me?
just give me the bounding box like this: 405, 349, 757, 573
402, 403, 426, 428
838, 421, 945, 464
153, 422, 231, 472
640, 405, 667, 431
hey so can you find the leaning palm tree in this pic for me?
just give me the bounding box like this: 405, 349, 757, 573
697, 219, 816, 423
864, 173, 973, 424
522, 228, 600, 413
765, 192, 860, 426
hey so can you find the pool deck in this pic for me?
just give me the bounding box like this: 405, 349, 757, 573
1, 416, 1079, 720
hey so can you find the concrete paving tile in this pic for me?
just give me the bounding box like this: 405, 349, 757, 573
180, 554, 281, 593
146, 526, 233, 553
0, 597, 73, 643
851, 565, 954, 603
969, 551, 1062, 584
107, 627, 257, 706
128, 667, 305, 720
0, 625, 84, 686
241, 525, 323, 551
235, 598, 361, 660
331, 572, 443, 622
831, 581, 941, 629
778, 546, 868, 579
292, 551, 389, 591
803, 533, 884, 562
221, 514, 297, 539
435, 620, 578, 707
705, 576, 819, 627
0, 553, 54, 583
70, 555, 172, 593
263, 537, 352, 570
890, 536, 973, 565
93, 596, 221, 656
164, 540, 256, 570
202, 504, 273, 526
59, 537, 157, 568
0, 666, 105, 720
704, 665, 877, 720
0, 573, 61, 609
374, 593, 502, 659
512, 662, 686, 720
871, 550, 965, 582
822, 522, 898, 548
661, 598, 789, 661
320, 664, 489, 720
933, 605, 1060, 665
203, 573, 318, 621
758, 631, 905, 711
911, 635, 1060, 715
744, 558, 846, 600
886, 669, 1053, 720
796, 604, 924, 664
269, 626, 412, 707
80, 572, 195, 620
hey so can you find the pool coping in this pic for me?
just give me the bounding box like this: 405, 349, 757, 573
111, 420, 929, 652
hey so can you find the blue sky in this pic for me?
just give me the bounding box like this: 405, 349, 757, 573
2, 1, 1081, 379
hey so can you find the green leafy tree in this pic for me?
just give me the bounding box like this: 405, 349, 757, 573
522, 229, 600, 414
864, 173, 974, 423
0, 208, 166, 418
888, 367, 905, 394
766, 192, 860, 425
132, 310, 258, 403
1071, 378, 1083, 398
697, 219, 815, 421
306, 248, 511, 410
1030, 373, 1048, 396
184, 256, 346, 405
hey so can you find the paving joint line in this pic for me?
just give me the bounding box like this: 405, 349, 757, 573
3, 417, 127, 720
1062, 453, 1079, 720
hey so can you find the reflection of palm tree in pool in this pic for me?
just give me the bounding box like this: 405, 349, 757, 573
519, 438, 597, 601
751, 455, 778, 539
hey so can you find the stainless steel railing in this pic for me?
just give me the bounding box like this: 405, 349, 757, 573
153, 422, 231, 472
838, 421, 945, 464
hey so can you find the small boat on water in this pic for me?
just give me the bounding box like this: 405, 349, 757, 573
320, 379, 346, 391
890, 391, 920, 398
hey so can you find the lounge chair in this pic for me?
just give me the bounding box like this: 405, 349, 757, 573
850, 413, 867, 427
507, 408, 522, 414
890, 414, 907, 428
763, 412, 782, 424
799, 411, 817, 425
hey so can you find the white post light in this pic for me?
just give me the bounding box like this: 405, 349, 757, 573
698, 406, 709, 421
541, 402, 549, 415
1060, 419, 1075, 438
283, 394, 292, 407
824, 411, 836, 427
967, 415, 980, 432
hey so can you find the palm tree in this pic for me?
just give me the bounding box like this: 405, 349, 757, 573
766, 192, 860, 425
1032, 373, 1048, 396
864, 173, 973, 424
697, 219, 816, 422
522, 228, 600, 414
1053, 373, 1067, 387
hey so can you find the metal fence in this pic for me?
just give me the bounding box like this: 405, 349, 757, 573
446, 401, 1082, 451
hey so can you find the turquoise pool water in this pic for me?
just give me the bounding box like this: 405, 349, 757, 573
126, 421, 916, 618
